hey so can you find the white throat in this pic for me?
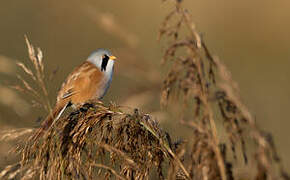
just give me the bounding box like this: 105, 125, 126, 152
103, 60, 114, 78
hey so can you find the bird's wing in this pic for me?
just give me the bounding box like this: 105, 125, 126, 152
57, 61, 104, 104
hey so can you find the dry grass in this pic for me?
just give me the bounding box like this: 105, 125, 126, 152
159, 0, 289, 179
11, 36, 52, 113
0, 0, 289, 179
18, 102, 179, 179
0, 101, 187, 179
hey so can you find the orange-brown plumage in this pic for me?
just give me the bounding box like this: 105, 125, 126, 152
31, 49, 116, 141
57, 61, 106, 104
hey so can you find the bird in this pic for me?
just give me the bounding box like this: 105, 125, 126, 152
31, 48, 116, 140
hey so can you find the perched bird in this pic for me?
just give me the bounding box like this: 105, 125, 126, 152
32, 48, 116, 140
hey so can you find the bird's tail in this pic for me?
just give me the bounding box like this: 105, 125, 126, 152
30, 102, 69, 141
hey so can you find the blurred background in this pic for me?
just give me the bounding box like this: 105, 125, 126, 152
0, 0, 289, 174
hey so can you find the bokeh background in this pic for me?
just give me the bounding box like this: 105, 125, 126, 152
0, 0, 290, 174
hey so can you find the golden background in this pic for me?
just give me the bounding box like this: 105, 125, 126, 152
0, 0, 289, 174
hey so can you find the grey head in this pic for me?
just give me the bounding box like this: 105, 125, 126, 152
87, 48, 116, 99
87, 48, 116, 76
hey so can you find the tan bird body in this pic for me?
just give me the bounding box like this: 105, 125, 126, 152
32, 49, 116, 140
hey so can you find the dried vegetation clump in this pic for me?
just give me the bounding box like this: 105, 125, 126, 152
1, 102, 189, 179
159, 0, 289, 179
0, 0, 290, 180
17, 102, 178, 179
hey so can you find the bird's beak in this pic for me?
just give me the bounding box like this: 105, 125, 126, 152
109, 56, 117, 61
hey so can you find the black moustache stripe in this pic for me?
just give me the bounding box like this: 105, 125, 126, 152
101, 55, 109, 71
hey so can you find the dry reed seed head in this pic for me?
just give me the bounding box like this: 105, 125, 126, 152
16, 62, 36, 81
13, 101, 183, 179
11, 36, 52, 114
159, 0, 289, 179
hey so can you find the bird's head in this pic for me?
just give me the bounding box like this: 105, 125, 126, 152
87, 48, 117, 73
